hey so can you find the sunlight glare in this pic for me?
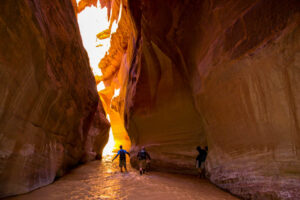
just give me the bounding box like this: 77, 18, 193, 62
97, 81, 105, 92
110, 0, 122, 35
77, 1, 111, 76
102, 128, 115, 156
76, 0, 125, 156
113, 88, 120, 98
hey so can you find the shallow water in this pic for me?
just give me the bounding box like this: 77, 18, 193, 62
7, 156, 239, 200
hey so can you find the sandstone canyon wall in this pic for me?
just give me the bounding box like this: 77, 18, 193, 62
101, 0, 300, 199
0, 0, 109, 198
190, 1, 300, 199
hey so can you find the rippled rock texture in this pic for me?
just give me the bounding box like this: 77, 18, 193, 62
0, 0, 109, 198
101, 0, 300, 199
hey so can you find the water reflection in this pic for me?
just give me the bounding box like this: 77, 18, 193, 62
6, 156, 238, 200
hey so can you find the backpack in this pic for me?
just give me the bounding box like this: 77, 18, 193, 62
138, 151, 147, 160
119, 150, 126, 160
200, 150, 207, 162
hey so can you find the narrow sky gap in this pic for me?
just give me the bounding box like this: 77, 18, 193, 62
76, 0, 120, 155
77, 0, 110, 77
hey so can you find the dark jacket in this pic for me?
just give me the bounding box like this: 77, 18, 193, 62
196, 149, 207, 162
137, 150, 151, 160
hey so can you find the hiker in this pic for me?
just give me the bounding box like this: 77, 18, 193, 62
137, 146, 151, 175
196, 146, 208, 178
112, 145, 130, 172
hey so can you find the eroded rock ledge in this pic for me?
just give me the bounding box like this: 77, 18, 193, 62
0, 0, 109, 198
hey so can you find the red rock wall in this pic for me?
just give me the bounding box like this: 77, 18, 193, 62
61, 0, 300, 198
0, 0, 109, 198
191, 1, 300, 199
82, 103, 109, 162
111, 0, 300, 199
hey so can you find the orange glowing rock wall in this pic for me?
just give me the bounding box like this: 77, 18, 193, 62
73, 0, 131, 152
0, 0, 109, 198
98, 4, 133, 151
100, 0, 300, 199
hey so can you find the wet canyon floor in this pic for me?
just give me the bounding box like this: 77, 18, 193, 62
6, 156, 239, 200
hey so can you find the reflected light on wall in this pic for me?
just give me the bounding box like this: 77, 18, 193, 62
102, 115, 115, 156
112, 88, 120, 98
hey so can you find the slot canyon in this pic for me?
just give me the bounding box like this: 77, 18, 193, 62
0, 0, 299, 199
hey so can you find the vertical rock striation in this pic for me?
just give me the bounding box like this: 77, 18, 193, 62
0, 0, 109, 198
100, 0, 300, 199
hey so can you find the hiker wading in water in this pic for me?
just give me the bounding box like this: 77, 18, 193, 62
196, 146, 208, 178
137, 146, 151, 175
112, 145, 130, 172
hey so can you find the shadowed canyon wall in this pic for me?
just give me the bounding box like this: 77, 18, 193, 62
1, 0, 299, 199
0, 0, 109, 198
190, 1, 300, 199
99, 0, 300, 199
